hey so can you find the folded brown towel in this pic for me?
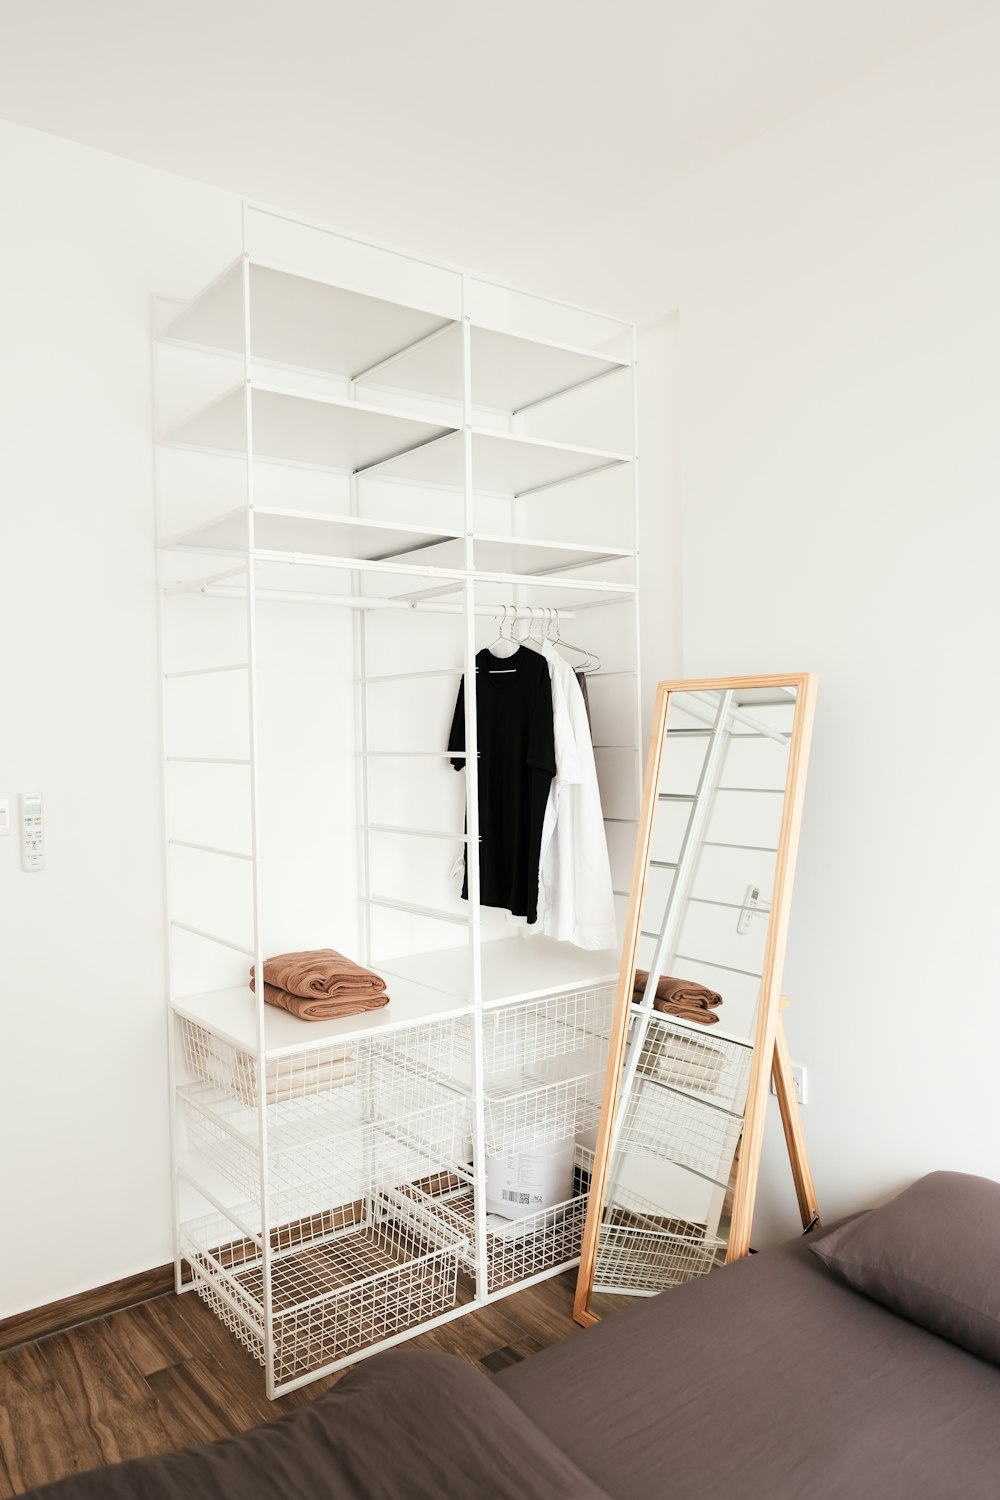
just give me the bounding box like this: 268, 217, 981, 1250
632, 970, 722, 1025
250, 948, 387, 1001
251, 979, 390, 1024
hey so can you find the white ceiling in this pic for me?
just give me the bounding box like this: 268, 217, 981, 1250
0, 0, 983, 282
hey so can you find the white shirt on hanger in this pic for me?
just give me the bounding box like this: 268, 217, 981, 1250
530, 639, 617, 951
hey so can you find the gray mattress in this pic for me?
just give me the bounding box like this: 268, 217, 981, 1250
496, 1222, 1000, 1499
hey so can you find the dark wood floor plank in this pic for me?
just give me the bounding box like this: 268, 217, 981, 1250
478, 1332, 547, 1373
39, 1320, 185, 1466
110, 1296, 204, 1377
501, 1274, 581, 1345
0, 1343, 104, 1493
407, 1296, 537, 1368
146, 1354, 276, 1442
170, 1293, 261, 1375
142, 1362, 234, 1447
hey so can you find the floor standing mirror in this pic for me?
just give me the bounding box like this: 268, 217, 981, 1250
575, 673, 818, 1324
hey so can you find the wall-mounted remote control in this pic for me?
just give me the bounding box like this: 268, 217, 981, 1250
20, 791, 44, 872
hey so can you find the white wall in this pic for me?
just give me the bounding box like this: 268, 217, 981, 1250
561, 4, 1000, 1240
0, 121, 240, 1315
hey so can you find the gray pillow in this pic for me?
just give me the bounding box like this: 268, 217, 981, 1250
811, 1171, 1000, 1363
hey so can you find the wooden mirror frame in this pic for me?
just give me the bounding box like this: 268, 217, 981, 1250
574, 672, 818, 1326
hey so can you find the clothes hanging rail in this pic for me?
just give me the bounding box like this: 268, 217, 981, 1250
164, 565, 248, 597
248, 548, 637, 594
175, 583, 577, 620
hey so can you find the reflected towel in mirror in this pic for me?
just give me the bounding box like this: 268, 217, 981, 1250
632, 970, 723, 1024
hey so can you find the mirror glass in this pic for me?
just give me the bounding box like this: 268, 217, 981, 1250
578, 678, 811, 1317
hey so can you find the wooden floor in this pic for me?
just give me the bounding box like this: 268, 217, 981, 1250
0, 1273, 582, 1496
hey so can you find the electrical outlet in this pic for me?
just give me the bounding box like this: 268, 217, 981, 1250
771, 1062, 808, 1106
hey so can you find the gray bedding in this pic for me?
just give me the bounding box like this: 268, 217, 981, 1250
497, 1222, 1000, 1499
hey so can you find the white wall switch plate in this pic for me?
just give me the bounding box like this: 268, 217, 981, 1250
771, 1061, 807, 1106
20, 790, 44, 871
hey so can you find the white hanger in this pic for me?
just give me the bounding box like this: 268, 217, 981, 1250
518, 605, 545, 645
547, 608, 601, 673
486, 604, 520, 667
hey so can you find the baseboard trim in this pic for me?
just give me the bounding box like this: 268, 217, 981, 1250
0, 1263, 175, 1353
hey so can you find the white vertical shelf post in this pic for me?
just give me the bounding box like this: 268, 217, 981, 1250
460, 275, 489, 1299
349, 454, 374, 968
240, 219, 276, 1399
151, 301, 186, 1299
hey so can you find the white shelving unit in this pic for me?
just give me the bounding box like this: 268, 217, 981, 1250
155, 201, 640, 1396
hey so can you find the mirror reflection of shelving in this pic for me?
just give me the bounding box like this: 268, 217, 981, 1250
641, 689, 797, 1039
592, 683, 801, 1306
156, 202, 641, 1396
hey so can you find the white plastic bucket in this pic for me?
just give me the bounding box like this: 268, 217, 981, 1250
485, 1135, 575, 1218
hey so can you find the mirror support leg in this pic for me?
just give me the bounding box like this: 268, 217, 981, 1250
771, 998, 820, 1232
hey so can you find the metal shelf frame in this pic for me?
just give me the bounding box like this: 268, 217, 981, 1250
155, 198, 642, 1398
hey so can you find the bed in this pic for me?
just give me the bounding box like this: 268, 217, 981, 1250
498, 1216, 1000, 1499
23, 1189, 1000, 1500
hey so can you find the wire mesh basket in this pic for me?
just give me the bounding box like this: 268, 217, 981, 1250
635, 1012, 753, 1114
482, 1070, 603, 1156
181, 1184, 467, 1384
180, 1018, 355, 1109
369, 1017, 474, 1094
618, 1076, 743, 1184
398, 1154, 590, 1295
481, 985, 615, 1074
179, 1015, 472, 1113
180, 1082, 472, 1201
593, 1181, 725, 1294
179, 1014, 473, 1198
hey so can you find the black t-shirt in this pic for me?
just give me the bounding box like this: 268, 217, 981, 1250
448, 646, 556, 925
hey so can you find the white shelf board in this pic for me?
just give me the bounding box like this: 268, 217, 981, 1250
475, 533, 632, 576
161, 261, 624, 414
372, 428, 631, 497
162, 382, 457, 471
161, 260, 455, 384
370, 321, 629, 413
378, 936, 621, 1006
172, 975, 472, 1058
161, 505, 458, 563
160, 510, 624, 578
377, 534, 633, 578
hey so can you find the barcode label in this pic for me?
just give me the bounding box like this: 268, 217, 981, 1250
502, 1190, 531, 1204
